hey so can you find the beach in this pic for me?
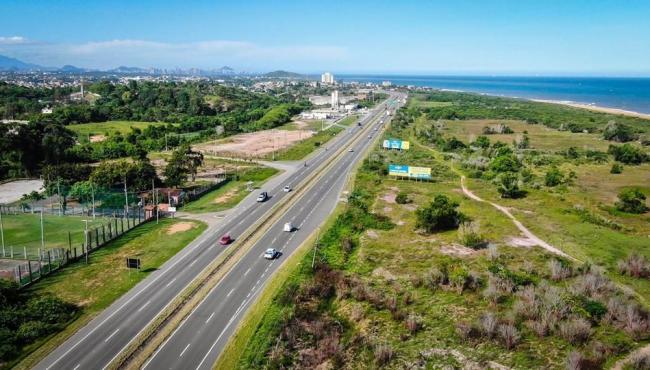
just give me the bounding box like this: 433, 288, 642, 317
532, 99, 650, 120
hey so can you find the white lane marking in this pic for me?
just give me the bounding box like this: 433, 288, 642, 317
244, 267, 251, 276
180, 343, 191, 357
137, 300, 151, 312
226, 288, 235, 297
205, 312, 215, 324
73, 365, 80, 370
189, 259, 198, 267
165, 277, 177, 288
104, 328, 120, 343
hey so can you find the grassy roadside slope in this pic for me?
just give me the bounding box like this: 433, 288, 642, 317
14, 218, 206, 370
222, 94, 650, 369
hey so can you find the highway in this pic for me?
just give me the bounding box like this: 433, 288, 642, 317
35, 92, 403, 370
142, 92, 405, 369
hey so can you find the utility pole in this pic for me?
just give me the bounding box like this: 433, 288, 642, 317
57, 179, 62, 216
123, 175, 129, 219
40, 210, 45, 250
311, 228, 320, 269
82, 219, 89, 264
165, 134, 168, 152
0, 211, 5, 257
91, 182, 96, 220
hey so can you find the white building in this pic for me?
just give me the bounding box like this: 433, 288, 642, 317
321, 72, 334, 84
41, 107, 53, 114
331, 90, 339, 109
382, 80, 392, 87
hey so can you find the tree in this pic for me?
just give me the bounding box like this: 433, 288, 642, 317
416, 194, 465, 233
90, 159, 158, 191
603, 121, 636, 142
163, 145, 204, 186
610, 163, 624, 174
615, 188, 648, 214
472, 135, 490, 149
489, 154, 521, 173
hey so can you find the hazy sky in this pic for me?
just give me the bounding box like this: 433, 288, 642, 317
1, 0, 649, 75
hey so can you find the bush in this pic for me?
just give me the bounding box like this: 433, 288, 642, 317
496, 172, 525, 199
629, 351, 650, 370
374, 344, 394, 367
603, 121, 637, 142
610, 163, 624, 174
545, 166, 564, 187
617, 254, 650, 278
415, 194, 466, 232
405, 314, 422, 333
559, 318, 592, 344
549, 259, 572, 281
458, 221, 487, 249
608, 144, 648, 165
395, 192, 410, 204
615, 188, 648, 214
498, 323, 520, 349
480, 312, 499, 338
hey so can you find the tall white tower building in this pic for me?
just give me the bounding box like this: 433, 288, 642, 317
321, 72, 334, 84
331, 90, 339, 109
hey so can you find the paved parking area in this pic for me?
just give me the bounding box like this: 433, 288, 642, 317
0, 179, 44, 204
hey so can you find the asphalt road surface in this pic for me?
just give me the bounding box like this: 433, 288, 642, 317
36, 93, 403, 370
142, 93, 405, 370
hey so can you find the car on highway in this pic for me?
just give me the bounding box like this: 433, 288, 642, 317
283, 222, 294, 232
256, 191, 268, 202
348, 148, 354, 152
218, 233, 233, 245
264, 248, 279, 260
283, 185, 291, 192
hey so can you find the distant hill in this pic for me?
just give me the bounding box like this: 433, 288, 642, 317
217, 66, 235, 75
264, 70, 305, 78
109, 66, 150, 74
0, 55, 42, 71
60, 65, 87, 73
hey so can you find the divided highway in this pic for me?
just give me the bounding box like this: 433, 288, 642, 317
36, 92, 403, 370
142, 93, 405, 369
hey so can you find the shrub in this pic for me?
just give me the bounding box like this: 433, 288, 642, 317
415, 194, 466, 232
424, 267, 448, 290
610, 163, 624, 174
549, 259, 572, 281
480, 312, 499, 338
615, 188, 648, 214
496, 172, 525, 198
374, 344, 394, 367
487, 244, 499, 261
457, 221, 487, 249
395, 192, 410, 204
405, 314, 422, 333
545, 166, 564, 187
608, 144, 648, 164
617, 254, 650, 278
629, 351, 650, 370
498, 323, 520, 349
603, 121, 636, 142
456, 321, 480, 341
565, 351, 587, 370
559, 318, 592, 344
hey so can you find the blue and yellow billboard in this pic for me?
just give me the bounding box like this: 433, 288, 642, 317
388, 164, 431, 180
383, 139, 410, 150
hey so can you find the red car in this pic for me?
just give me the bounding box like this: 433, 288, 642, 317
218, 233, 233, 245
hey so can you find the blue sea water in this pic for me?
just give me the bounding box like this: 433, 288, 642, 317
336, 75, 650, 114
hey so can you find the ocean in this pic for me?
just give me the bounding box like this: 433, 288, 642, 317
335, 75, 650, 114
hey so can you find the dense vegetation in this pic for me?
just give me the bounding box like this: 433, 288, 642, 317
0, 279, 77, 364
0, 81, 309, 182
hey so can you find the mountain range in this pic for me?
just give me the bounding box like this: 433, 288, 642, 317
0, 55, 256, 76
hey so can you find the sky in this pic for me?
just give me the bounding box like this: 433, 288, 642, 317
1, 0, 649, 75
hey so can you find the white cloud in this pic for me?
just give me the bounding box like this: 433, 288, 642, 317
0, 36, 28, 45
0, 37, 347, 70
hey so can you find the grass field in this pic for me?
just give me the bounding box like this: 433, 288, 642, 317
273, 126, 344, 161
408, 96, 454, 109
16, 218, 206, 369
1, 214, 108, 257
67, 121, 170, 140
441, 119, 611, 151
182, 167, 278, 213
337, 114, 360, 126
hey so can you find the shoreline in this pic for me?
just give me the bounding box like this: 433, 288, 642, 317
530, 99, 650, 120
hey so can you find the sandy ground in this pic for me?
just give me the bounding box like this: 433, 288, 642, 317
195, 129, 314, 157
90, 134, 107, 142
0, 179, 44, 204
166, 221, 195, 235
533, 99, 650, 120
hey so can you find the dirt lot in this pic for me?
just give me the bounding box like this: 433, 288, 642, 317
195, 129, 313, 158
0, 179, 44, 204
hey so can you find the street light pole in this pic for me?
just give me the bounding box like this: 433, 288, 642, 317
91, 182, 96, 220
0, 211, 5, 257
82, 219, 89, 264
40, 210, 45, 250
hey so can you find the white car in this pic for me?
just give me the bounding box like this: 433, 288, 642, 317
348, 148, 354, 152
283, 185, 292, 192
283, 222, 294, 232
264, 248, 279, 260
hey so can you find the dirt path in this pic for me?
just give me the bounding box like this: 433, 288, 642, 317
459, 176, 574, 260
612, 343, 650, 369
410, 136, 574, 260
